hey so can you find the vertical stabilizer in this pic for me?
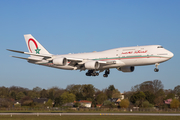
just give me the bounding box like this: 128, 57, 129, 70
24, 34, 50, 55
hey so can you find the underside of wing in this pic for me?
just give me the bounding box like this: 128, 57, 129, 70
67, 59, 125, 71
8, 49, 126, 72
98, 60, 117, 64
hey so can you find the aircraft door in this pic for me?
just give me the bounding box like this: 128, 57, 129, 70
116, 49, 121, 60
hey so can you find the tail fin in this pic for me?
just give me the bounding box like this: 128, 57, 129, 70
24, 34, 50, 55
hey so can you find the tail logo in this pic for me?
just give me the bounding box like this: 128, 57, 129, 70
28, 38, 41, 54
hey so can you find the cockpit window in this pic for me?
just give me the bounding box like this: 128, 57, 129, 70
157, 46, 163, 48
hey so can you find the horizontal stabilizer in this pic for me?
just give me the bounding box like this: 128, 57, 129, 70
11, 56, 42, 61
7, 49, 24, 53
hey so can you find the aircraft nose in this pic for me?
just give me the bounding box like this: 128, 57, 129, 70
169, 51, 174, 58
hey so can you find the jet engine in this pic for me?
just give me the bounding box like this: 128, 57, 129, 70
117, 66, 135, 72
53, 57, 67, 66
84, 61, 100, 70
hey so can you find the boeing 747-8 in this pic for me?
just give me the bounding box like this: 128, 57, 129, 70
7, 34, 174, 77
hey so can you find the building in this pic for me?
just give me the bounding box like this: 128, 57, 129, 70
164, 99, 172, 104
14, 101, 21, 106
96, 104, 102, 107
33, 98, 48, 104
121, 93, 125, 100
75, 100, 92, 108
62, 102, 74, 107
108, 98, 121, 105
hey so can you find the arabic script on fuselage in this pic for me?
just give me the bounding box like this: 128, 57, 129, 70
122, 50, 147, 54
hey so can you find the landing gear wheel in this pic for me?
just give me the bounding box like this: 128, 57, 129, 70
103, 74, 108, 77
154, 68, 159, 72
103, 69, 110, 77
92, 72, 99, 76
105, 69, 110, 74
86, 70, 99, 76
154, 63, 160, 72
86, 72, 91, 76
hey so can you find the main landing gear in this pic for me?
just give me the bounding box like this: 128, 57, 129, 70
103, 69, 110, 77
85, 69, 110, 77
86, 70, 99, 76
154, 63, 159, 72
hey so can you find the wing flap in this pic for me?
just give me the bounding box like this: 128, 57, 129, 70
98, 60, 117, 64
67, 57, 83, 62
66, 58, 84, 66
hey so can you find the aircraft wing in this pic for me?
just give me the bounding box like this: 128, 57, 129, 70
67, 58, 117, 66
7, 49, 52, 58
7, 49, 117, 64
98, 60, 117, 64
8, 49, 123, 70
66, 57, 83, 62
66, 58, 120, 70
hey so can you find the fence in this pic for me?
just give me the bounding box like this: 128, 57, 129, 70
0, 107, 180, 112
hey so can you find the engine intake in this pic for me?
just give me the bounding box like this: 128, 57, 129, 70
53, 57, 67, 66
85, 61, 100, 70
117, 66, 135, 72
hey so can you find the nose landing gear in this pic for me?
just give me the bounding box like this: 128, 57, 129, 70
154, 63, 159, 72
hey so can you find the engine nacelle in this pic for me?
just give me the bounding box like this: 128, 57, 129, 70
53, 57, 67, 66
84, 61, 100, 70
117, 66, 135, 72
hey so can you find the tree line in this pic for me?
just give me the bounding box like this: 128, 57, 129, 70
0, 79, 180, 108
0, 84, 120, 108
124, 80, 180, 109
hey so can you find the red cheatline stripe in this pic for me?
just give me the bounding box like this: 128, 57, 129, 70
98, 56, 164, 61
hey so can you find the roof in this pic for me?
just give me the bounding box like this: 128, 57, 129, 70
62, 102, 74, 107
164, 99, 172, 104
108, 98, 121, 103
33, 98, 48, 103
96, 104, 102, 107
14, 100, 21, 104
75, 100, 92, 103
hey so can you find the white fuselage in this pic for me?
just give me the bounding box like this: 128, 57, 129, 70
36, 45, 173, 70
8, 34, 174, 77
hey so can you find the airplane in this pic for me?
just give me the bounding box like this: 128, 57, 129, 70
7, 34, 174, 77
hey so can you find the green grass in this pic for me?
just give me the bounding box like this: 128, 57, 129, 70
0, 115, 180, 120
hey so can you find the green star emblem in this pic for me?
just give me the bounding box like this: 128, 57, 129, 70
35, 47, 41, 54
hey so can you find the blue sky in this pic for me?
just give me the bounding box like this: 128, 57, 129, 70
0, 0, 179, 92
